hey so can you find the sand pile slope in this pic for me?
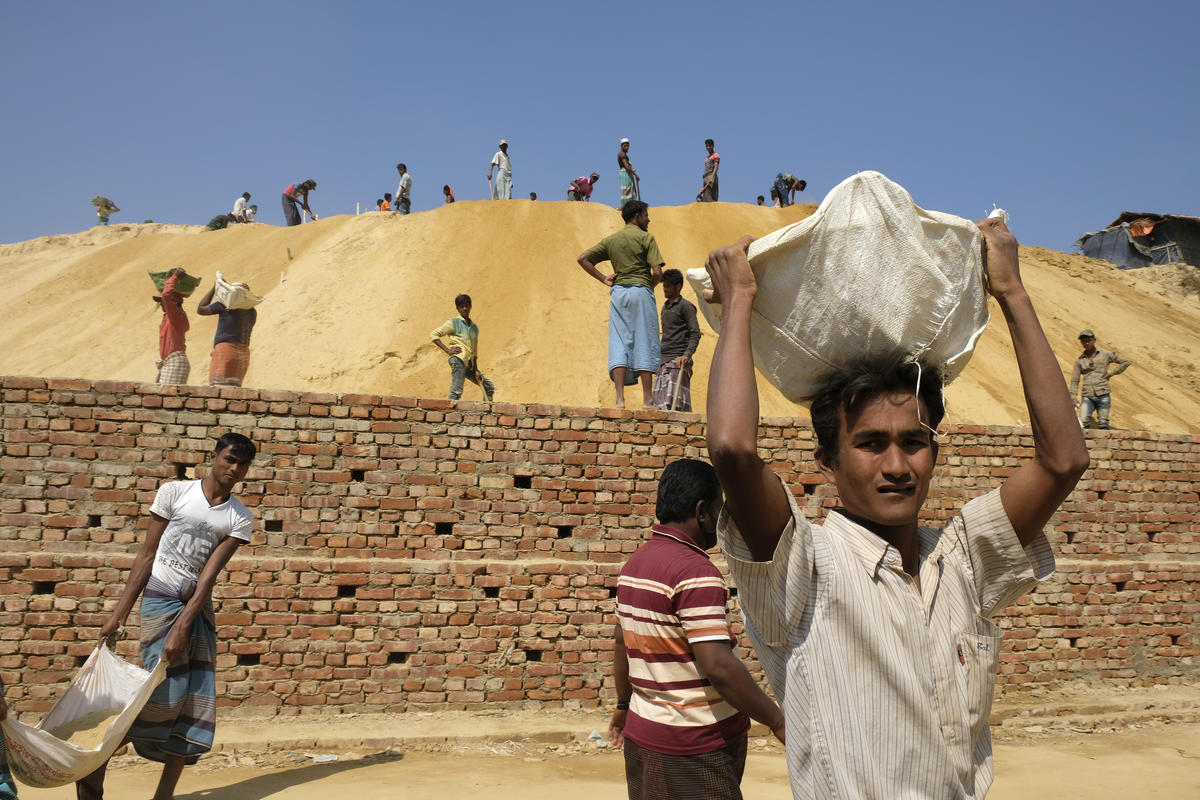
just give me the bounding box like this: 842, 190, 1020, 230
0, 204, 1196, 433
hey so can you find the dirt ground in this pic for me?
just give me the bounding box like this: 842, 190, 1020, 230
15, 685, 1199, 799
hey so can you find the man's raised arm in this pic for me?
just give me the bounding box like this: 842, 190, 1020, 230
704, 237, 792, 561
979, 218, 1089, 544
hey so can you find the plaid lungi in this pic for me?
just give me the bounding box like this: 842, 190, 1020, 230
651, 362, 693, 412
209, 342, 250, 386
127, 576, 218, 765
623, 737, 747, 800
155, 351, 190, 385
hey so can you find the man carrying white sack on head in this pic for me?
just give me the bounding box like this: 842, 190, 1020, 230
701, 203, 1089, 795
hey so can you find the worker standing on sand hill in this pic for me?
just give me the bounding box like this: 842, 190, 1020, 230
609, 458, 785, 800
577, 200, 665, 409
153, 268, 191, 385
618, 138, 638, 207
91, 196, 120, 225
697, 139, 720, 202
568, 173, 600, 201
702, 218, 1088, 798
443, 185, 455, 204
772, 173, 806, 207
651, 269, 701, 412
282, 179, 317, 226
1069, 329, 1132, 430
430, 294, 495, 402
488, 140, 513, 200
395, 163, 412, 214
196, 285, 257, 387
76, 433, 257, 800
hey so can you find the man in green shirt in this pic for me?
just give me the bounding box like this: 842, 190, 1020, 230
577, 201, 665, 408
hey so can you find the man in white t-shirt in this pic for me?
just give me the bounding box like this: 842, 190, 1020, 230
230, 192, 251, 223
488, 139, 512, 200
395, 163, 413, 214
78, 433, 257, 800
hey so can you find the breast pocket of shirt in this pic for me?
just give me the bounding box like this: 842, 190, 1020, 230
958, 617, 1003, 740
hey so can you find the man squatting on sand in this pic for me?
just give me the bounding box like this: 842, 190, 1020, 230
577, 200, 665, 409
702, 216, 1089, 798
196, 285, 257, 387
652, 269, 701, 412
153, 268, 191, 385
77, 433, 257, 800
609, 458, 785, 800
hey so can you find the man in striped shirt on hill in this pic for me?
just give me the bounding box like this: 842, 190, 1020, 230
702, 218, 1089, 798
609, 459, 785, 800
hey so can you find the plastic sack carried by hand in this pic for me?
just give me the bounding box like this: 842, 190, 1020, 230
686, 171, 990, 403
0, 645, 166, 787
148, 269, 202, 297
213, 272, 263, 310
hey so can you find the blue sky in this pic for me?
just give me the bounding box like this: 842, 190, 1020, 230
2, 1, 1196, 250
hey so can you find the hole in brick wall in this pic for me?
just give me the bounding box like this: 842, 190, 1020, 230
264, 520, 283, 532
1065, 634, 1082, 647
1114, 581, 1126, 592
1170, 635, 1182, 646
1096, 490, 1107, 500
338, 585, 358, 598
483, 586, 499, 598
1065, 532, 1076, 545
556, 525, 573, 539
32, 581, 55, 595
350, 469, 366, 482
88, 514, 102, 528
607, 586, 618, 599
174, 463, 188, 480
1146, 531, 1158, 543
388, 652, 408, 665
236, 653, 260, 666
513, 475, 532, 489
76, 655, 88, 669
525, 650, 542, 662
435, 522, 454, 536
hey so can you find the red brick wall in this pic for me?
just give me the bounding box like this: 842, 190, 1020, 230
1, 377, 1196, 716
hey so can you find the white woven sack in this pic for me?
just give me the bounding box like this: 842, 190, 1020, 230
213, 271, 263, 310
0, 645, 166, 787
687, 170, 989, 402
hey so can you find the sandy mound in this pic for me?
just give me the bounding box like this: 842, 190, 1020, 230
1, 204, 1196, 433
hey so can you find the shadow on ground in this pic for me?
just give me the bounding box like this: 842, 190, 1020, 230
176, 751, 404, 800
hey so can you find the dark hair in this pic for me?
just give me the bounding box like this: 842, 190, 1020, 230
810, 355, 944, 463
398, 163, 407, 171
384, 193, 392, 200
242, 192, 251, 200
454, 293, 472, 308
797, 180, 807, 191
656, 459, 720, 524
214, 432, 256, 460
443, 185, 452, 193
661, 268, 683, 285
757, 195, 765, 203
621, 200, 648, 223
705, 139, 714, 147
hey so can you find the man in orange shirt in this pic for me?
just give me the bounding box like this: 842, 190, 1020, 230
154, 268, 191, 385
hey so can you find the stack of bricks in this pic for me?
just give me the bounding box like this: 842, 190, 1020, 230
0, 377, 1196, 717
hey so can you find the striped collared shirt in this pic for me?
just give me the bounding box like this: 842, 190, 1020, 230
617, 524, 750, 754
718, 484, 1054, 799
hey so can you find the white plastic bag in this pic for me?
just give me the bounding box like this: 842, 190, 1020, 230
213, 271, 263, 310
0, 645, 166, 787
687, 170, 990, 402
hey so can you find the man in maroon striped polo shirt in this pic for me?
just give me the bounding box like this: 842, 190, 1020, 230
609, 459, 785, 800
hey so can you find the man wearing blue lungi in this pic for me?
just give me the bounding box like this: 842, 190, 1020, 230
577, 200, 666, 408
77, 433, 256, 800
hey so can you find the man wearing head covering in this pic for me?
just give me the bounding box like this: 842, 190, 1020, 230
1069, 329, 1131, 430
618, 138, 638, 207
488, 140, 513, 200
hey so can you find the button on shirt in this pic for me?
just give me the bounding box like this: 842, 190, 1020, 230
717, 482, 1054, 799
1069, 347, 1131, 398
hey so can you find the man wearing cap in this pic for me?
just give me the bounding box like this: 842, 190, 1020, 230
488, 140, 513, 200
567, 173, 600, 201
618, 138, 638, 207
1069, 329, 1131, 430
